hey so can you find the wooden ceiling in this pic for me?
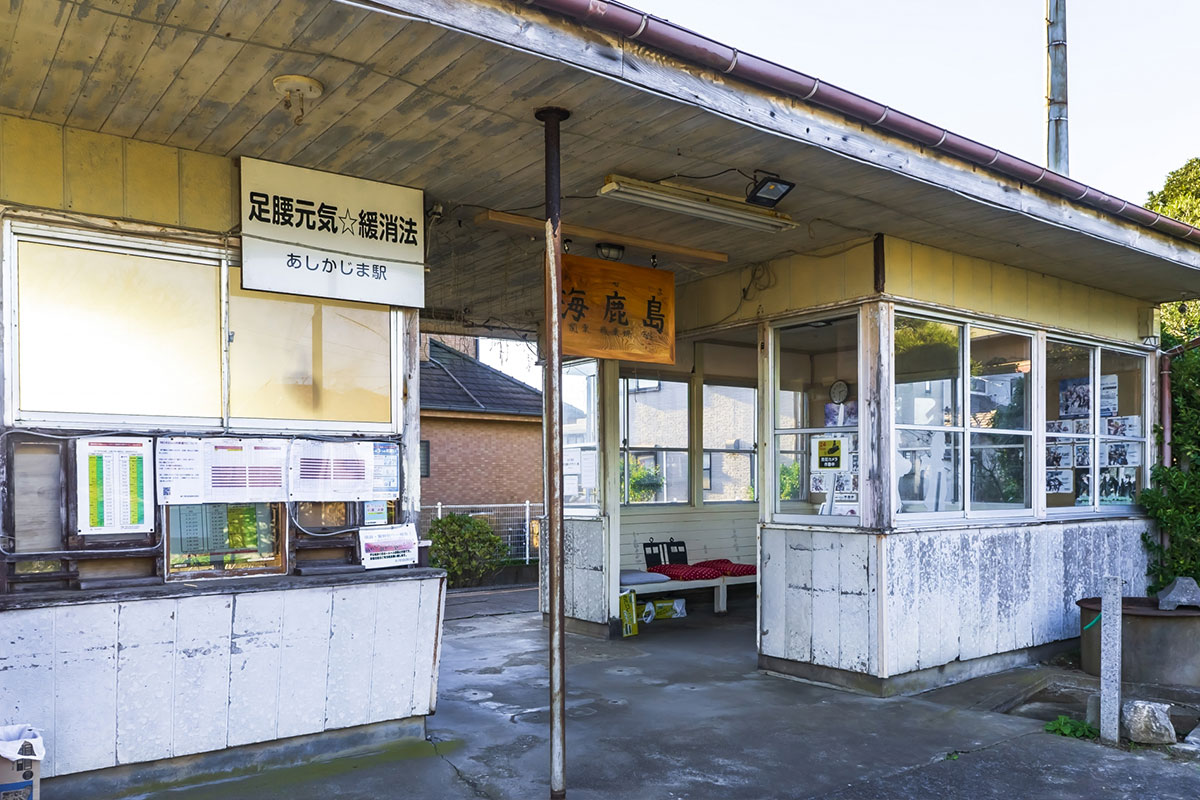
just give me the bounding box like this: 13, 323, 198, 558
2, 0, 1197, 333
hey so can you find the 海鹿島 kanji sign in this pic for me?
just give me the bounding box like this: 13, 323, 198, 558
560, 254, 675, 365
240, 158, 425, 307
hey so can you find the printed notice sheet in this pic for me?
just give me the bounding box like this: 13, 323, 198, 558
359, 523, 419, 569
288, 439, 375, 501
77, 437, 154, 534
372, 442, 400, 500
157, 438, 287, 504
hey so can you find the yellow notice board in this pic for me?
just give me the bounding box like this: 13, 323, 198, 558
561, 255, 675, 365
813, 437, 848, 471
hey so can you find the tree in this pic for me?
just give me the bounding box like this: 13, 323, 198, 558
1146, 157, 1200, 229
1139, 158, 1200, 590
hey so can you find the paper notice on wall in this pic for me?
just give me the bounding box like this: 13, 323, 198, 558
157, 437, 204, 504
1099, 374, 1119, 417
364, 500, 389, 525
359, 523, 419, 569
77, 437, 154, 534
157, 437, 287, 504
580, 450, 598, 490
372, 442, 400, 500
207, 439, 288, 503
288, 439, 375, 501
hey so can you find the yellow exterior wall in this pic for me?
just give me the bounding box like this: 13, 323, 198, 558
677, 240, 875, 332
677, 235, 1148, 344
885, 237, 1147, 343
0, 112, 236, 233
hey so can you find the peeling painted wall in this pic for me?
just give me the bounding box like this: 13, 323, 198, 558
760, 529, 878, 675
541, 517, 608, 625
881, 520, 1149, 677
761, 519, 1149, 680
0, 575, 445, 779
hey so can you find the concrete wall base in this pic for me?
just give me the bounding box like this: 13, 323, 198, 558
43, 717, 427, 800
760, 638, 1079, 697
541, 613, 617, 639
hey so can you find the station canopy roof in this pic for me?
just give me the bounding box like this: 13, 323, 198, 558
2, 0, 1198, 335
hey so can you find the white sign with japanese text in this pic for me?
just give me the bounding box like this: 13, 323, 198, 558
240, 157, 425, 307
359, 523, 419, 569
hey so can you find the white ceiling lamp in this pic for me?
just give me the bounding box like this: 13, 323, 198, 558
597, 174, 799, 233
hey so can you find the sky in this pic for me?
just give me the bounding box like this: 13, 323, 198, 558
481, 0, 1200, 386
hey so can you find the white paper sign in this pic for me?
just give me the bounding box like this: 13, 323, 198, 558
288, 439, 375, 501
157, 437, 288, 505
241, 237, 424, 307
359, 523, 419, 569
372, 442, 401, 500
241, 157, 424, 307
77, 437, 154, 534
157, 437, 204, 504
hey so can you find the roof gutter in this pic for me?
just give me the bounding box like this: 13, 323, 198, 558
524, 0, 1200, 246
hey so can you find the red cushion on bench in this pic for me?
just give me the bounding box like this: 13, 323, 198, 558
694, 559, 757, 576
648, 564, 723, 581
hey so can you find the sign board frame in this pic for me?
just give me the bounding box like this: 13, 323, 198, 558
561, 254, 675, 365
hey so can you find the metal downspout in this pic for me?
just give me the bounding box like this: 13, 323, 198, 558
524, 0, 1200, 244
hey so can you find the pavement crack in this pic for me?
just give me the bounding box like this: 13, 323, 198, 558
806, 730, 1042, 799
429, 735, 495, 799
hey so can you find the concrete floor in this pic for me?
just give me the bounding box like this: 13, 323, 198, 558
96, 588, 1200, 799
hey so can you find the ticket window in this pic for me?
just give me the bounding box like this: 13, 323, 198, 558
165, 503, 286, 577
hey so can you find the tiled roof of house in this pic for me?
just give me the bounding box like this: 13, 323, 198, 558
421, 340, 543, 416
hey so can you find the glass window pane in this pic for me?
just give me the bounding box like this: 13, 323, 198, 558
623, 450, 688, 504
12, 442, 62, 552
229, 266, 391, 423
1099, 465, 1141, 506
1047, 341, 1092, 433
703, 385, 755, 449
703, 451, 755, 502
1100, 350, 1145, 437
1047, 437, 1092, 508
166, 503, 284, 576
17, 241, 221, 417
897, 430, 963, 513
776, 317, 858, 429
295, 501, 348, 529
895, 317, 961, 427
625, 379, 688, 448
775, 434, 814, 515
970, 433, 1029, 509
774, 433, 858, 517
564, 361, 599, 508
969, 328, 1031, 430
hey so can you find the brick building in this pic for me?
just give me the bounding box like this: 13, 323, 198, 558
420, 338, 544, 506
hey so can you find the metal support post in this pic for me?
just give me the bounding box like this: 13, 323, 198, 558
536, 105, 570, 800
1046, 0, 1069, 174
525, 500, 532, 565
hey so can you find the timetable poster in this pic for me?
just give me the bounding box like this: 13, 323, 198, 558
76, 437, 154, 535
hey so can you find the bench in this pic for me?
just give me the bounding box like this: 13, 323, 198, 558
619, 539, 756, 615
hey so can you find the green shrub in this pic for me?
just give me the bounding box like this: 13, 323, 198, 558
428, 513, 508, 588
1141, 345, 1200, 594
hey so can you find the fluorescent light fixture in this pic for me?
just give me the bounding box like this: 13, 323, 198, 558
598, 175, 799, 233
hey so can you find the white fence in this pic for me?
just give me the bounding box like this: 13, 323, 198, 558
419, 502, 543, 564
